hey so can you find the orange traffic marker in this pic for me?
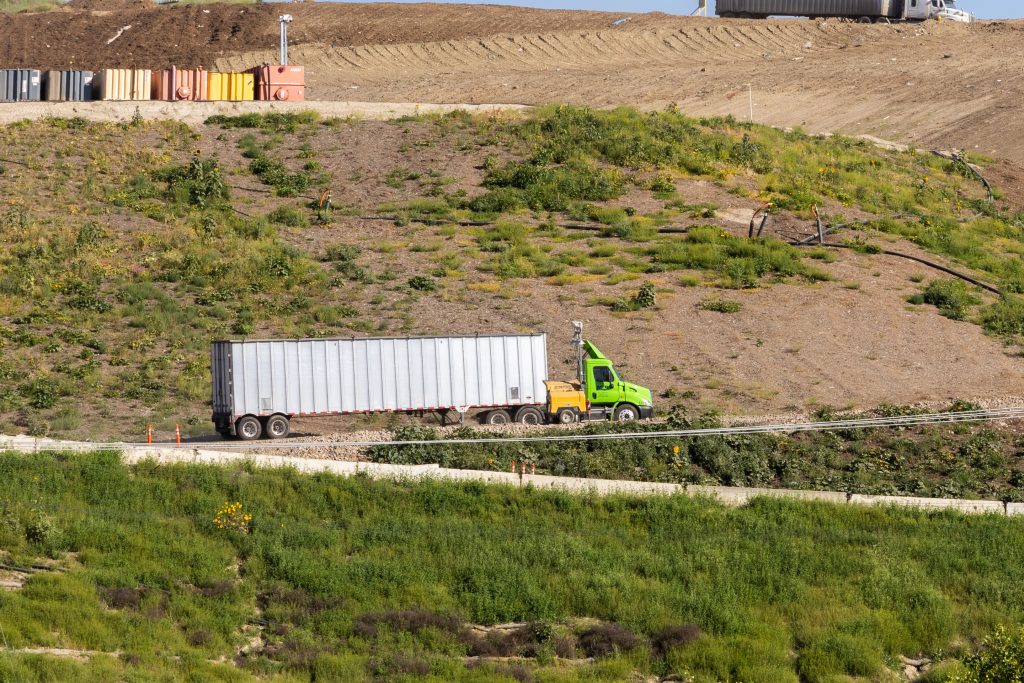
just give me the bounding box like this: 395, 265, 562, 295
175, 424, 181, 447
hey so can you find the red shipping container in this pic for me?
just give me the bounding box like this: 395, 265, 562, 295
153, 66, 208, 101
253, 64, 305, 102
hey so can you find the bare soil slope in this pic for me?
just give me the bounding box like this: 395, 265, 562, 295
3, 3, 1024, 163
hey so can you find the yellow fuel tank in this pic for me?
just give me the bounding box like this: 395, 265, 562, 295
545, 380, 587, 422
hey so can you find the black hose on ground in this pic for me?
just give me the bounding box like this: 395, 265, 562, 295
791, 240, 1003, 296
360, 214, 692, 234
932, 150, 995, 204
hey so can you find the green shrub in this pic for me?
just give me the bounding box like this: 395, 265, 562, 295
205, 111, 320, 133
611, 283, 656, 312
922, 279, 980, 321
152, 155, 228, 209
407, 275, 438, 292
20, 378, 62, 409
980, 295, 1024, 337
481, 159, 624, 211
249, 152, 326, 197
267, 205, 309, 228
467, 186, 527, 214
700, 298, 743, 313
951, 625, 1024, 683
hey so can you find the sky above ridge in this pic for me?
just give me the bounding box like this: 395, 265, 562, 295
322, 0, 1022, 20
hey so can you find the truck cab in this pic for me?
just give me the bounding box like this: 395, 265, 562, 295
543, 323, 654, 424
934, 0, 974, 22
907, 0, 973, 22
580, 341, 654, 421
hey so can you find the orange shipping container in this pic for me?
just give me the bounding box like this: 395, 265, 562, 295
253, 64, 305, 102
153, 66, 208, 101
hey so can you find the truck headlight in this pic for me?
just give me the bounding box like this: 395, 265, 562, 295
642, 398, 653, 407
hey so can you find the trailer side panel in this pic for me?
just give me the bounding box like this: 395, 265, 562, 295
716, 0, 896, 17
212, 335, 549, 423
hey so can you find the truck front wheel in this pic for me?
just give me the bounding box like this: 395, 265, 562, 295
614, 404, 640, 422
236, 415, 262, 441
265, 414, 290, 439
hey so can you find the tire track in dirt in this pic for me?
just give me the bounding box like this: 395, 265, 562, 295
216, 22, 846, 79
217, 18, 1024, 165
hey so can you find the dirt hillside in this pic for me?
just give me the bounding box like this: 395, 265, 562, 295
2, 3, 1024, 163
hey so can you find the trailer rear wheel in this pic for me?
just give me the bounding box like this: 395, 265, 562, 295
613, 404, 640, 422
857, 16, 874, 23
236, 415, 262, 441
484, 409, 511, 425
265, 414, 290, 439
514, 406, 545, 426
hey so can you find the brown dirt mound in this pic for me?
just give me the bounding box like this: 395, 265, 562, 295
3, 4, 1024, 164
0, 2, 652, 70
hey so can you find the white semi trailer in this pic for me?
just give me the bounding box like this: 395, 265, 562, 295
716, 0, 973, 22
211, 334, 550, 439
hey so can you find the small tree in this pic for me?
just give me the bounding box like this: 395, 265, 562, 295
952, 625, 1024, 683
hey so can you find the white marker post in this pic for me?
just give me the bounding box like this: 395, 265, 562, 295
280, 14, 293, 66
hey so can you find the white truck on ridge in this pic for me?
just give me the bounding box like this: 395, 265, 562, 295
716, 0, 974, 23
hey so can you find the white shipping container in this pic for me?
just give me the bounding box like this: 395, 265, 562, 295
211, 335, 548, 435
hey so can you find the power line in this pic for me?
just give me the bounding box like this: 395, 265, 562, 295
114, 407, 1024, 450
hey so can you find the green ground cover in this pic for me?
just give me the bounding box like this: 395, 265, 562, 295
0, 451, 1020, 681
369, 405, 1024, 501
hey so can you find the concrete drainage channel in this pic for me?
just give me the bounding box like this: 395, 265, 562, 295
2, 434, 1021, 517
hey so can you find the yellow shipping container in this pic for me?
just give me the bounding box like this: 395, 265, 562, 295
95, 68, 151, 101
207, 72, 254, 101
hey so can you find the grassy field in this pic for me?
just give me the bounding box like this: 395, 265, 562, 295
0, 108, 1022, 438
0, 450, 1020, 681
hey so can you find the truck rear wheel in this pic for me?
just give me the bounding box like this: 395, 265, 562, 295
265, 414, 290, 439
484, 409, 511, 425
236, 415, 262, 441
514, 406, 545, 426
613, 404, 640, 422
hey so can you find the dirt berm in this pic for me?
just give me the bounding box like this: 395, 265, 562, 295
2, 3, 1024, 163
